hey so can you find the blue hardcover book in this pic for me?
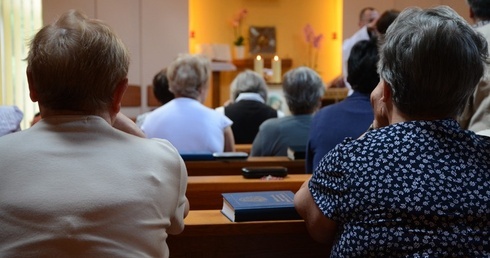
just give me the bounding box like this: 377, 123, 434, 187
221, 191, 301, 222
180, 153, 214, 161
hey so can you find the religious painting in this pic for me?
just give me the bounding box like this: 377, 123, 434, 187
249, 26, 276, 55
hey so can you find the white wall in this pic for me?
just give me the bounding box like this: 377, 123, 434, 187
42, 0, 189, 116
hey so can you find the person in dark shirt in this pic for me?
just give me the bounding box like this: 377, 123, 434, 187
218, 70, 279, 144
306, 38, 379, 173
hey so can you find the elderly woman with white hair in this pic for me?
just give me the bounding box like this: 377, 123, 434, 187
142, 54, 235, 153
250, 66, 325, 156
216, 70, 280, 144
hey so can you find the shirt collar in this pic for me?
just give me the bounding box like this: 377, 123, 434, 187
235, 92, 265, 103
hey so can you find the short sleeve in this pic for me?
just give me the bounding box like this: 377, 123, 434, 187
219, 112, 233, 129
308, 141, 352, 222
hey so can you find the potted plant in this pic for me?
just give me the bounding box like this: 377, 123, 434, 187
232, 8, 247, 59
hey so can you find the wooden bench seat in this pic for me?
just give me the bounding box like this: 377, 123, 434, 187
167, 210, 330, 257
185, 156, 305, 176
187, 174, 309, 210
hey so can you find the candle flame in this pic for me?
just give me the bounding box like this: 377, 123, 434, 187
274, 55, 279, 61
256, 55, 262, 61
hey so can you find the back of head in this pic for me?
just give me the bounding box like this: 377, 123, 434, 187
167, 54, 210, 99
152, 68, 174, 105
468, 0, 490, 20
376, 9, 400, 35
347, 38, 379, 95
282, 67, 325, 115
378, 6, 488, 119
27, 10, 130, 113
230, 70, 268, 102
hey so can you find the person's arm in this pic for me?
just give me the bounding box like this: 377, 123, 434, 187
294, 179, 337, 244
113, 112, 146, 138
168, 155, 189, 234
223, 126, 235, 152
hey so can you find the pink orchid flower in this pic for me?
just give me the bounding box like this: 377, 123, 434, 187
313, 34, 324, 49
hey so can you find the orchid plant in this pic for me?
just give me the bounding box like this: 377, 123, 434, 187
232, 8, 248, 46
303, 24, 324, 70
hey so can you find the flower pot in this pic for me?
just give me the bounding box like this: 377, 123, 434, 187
234, 45, 245, 60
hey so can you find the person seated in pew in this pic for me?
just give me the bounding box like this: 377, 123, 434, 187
250, 67, 324, 156
216, 70, 281, 144
458, 0, 490, 133
136, 67, 174, 127
306, 38, 379, 173
0, 10, 189, 257
142, 54, 235, 153
0, 105, 23, 136
295, 6, 490, 256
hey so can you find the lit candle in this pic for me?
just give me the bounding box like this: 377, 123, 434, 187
254, 55, 264, 77
271, 55, 282, 83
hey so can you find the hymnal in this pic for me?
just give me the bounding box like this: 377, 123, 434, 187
221, 191, 301, 222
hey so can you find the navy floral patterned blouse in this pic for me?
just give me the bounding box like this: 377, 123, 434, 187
310, 119, 490, 257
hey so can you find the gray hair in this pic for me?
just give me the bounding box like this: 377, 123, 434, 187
282, 67, 325, 115
26, 9, 130, 112
230, 70, 268, 101
378, 6, 488, 118
167, 54, 210, 99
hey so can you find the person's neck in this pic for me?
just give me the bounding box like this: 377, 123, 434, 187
40, 107, 112, 124
389, 106, 450, 125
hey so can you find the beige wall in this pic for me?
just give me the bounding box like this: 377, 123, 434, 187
42, 0, 189, 116
41, 0, 472, 113
343, 0, 471, 40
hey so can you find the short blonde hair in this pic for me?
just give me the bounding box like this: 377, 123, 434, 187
26, 10, 130, 113
167, 54, 210, 99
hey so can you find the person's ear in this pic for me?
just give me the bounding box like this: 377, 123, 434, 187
380, 80, 392, 104
112, 78, 128, 114
26, 69, 38, 102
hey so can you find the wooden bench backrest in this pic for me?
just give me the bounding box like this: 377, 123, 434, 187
167, 210, 330, 257
234, 144, 252, 154
187, 174, 309, 210
121, 84, 141, 107
185, 156, 305, 176
146, 84, 160, 108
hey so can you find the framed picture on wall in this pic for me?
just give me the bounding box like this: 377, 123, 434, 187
249, 26, 276, 55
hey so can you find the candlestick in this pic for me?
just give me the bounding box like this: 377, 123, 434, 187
254, 55, 264, 77
271, 55, 282, 83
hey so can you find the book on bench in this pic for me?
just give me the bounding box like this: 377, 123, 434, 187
221, 190, 301, 222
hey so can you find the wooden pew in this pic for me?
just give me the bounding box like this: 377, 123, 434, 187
147, 84, 160, 108
185, 156, 305, 176
121, 84, 141, 107
121, 84, 141, 121
322, 87, 349, 107
187, 174, 310, 210
167, 210, 330, 257
234, 143, 252, 154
